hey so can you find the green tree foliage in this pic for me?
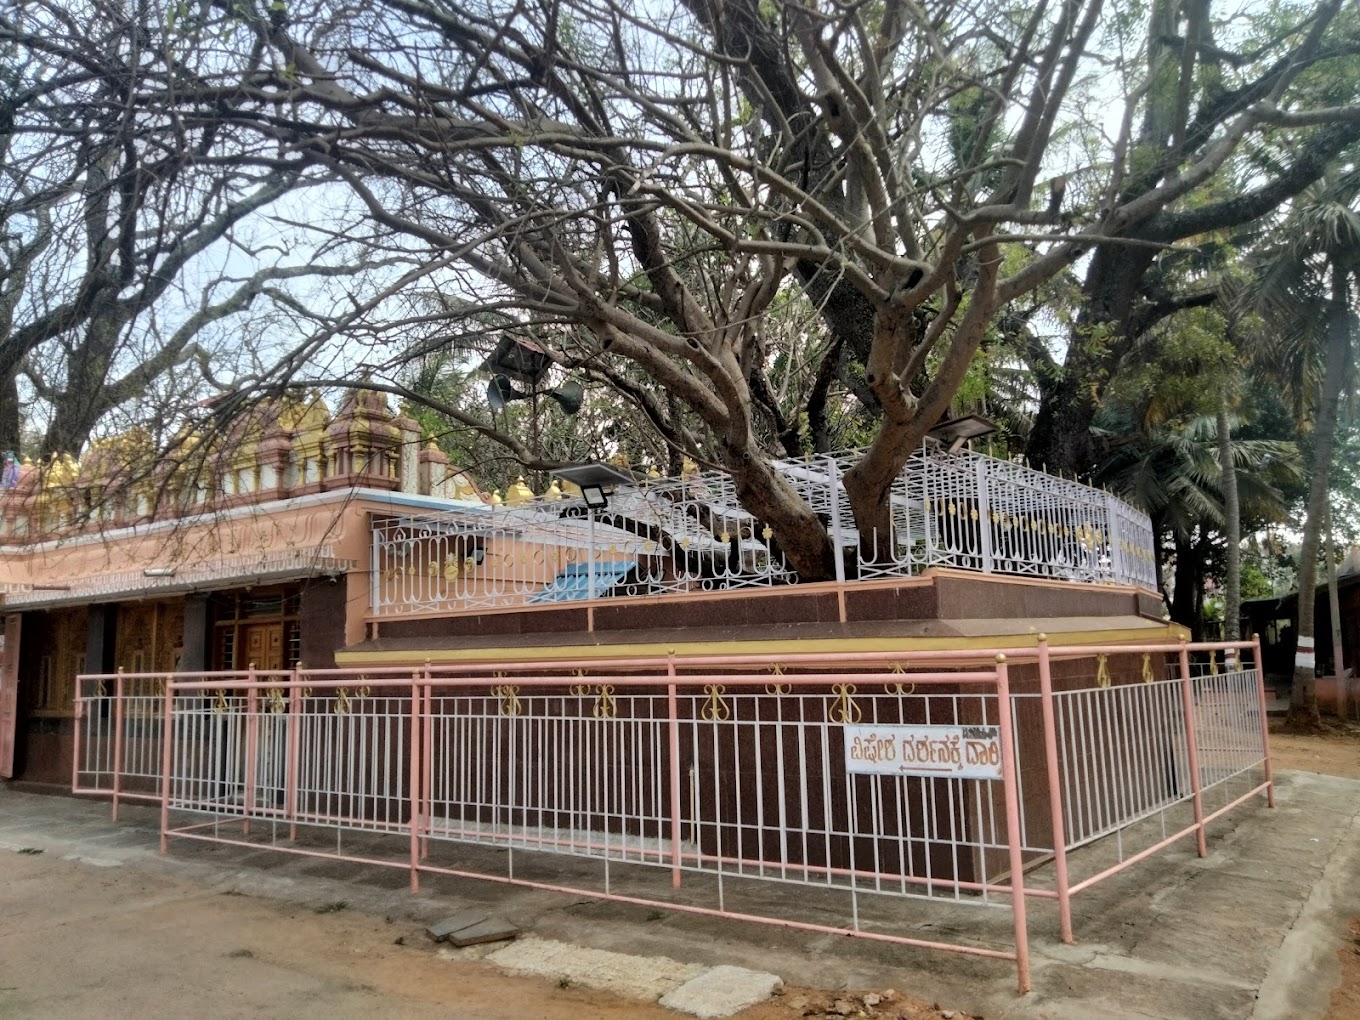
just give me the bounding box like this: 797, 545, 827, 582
5, 0, 1360, 584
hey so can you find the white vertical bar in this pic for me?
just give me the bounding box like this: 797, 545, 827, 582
971, 456, 991, 573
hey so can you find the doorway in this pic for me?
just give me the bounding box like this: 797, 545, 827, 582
210, 587, 301, 671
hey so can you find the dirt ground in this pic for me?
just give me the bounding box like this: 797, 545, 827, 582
0, 850, 678, 1020
0, 844, 963, 1020
3, 724, 1355, 1020
1268, 718, 1360, 780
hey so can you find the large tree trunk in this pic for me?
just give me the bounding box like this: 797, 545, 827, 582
1325, 506, 1344, 677
1287, 266, 1353, 729
1027, 245, 1159, 475
1025, 372, 1100, 478
727, 444, 837, 582
1170, 530, 1201, 635
0, 373, 20, 453
1218, 393, 1241, 654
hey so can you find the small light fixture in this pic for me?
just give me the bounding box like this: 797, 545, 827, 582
143, 567, 176, 578
927, 414, 998, 454
551, 463, 642, 512
580, 484, 609, 510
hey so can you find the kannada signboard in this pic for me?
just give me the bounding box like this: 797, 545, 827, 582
843, 724, 1003, 780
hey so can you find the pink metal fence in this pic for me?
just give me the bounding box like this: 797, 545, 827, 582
73, 639, 1273, 994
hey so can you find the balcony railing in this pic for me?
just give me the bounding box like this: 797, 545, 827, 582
370, 446, 1158, 617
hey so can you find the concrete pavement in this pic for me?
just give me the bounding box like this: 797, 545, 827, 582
2, 769, 1358, 1019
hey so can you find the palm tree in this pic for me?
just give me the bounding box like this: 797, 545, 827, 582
1239, 165, 1360, 728
1095, 406, 1299, 631
1217, 386, 1243, 650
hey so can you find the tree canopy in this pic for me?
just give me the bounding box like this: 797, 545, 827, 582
3, 0, 1359, 582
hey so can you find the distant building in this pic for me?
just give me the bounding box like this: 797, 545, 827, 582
1241, 568, 1359, 684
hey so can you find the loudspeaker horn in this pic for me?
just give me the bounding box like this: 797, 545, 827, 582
550, 380, 584, 416
487, 374, 523, 412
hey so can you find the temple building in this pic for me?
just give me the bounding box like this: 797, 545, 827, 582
0, 391, 486, 784
2, 393, 1180, 790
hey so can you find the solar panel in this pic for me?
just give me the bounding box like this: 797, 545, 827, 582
526, 561, 636, 602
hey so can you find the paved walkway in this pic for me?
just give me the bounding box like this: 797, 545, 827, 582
2, 770, 1358, 1019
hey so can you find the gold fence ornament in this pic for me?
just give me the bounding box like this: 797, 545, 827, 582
1095, 655, 1112, 689
885, 662, 915, 696
1141, 653, 1156, 684
593, 684, 618, 719
267, 687, 287, 714
701, 684, 730, 722
335, 687, 353, 715
569, 683, 591, 698
765, 663, 792, 696
493, 684, 522, 717
1208, 650, 1219, 676
212, 689, 229, 714
829, 683, 862, 724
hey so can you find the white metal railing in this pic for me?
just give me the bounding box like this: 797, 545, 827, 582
371, 447, 1157, 616
75, 655, 1037, 990
72, 640, 1275, 994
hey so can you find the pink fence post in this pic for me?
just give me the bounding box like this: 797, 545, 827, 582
1252, 634, 1275, 808
995, 654, 1031, 994
286, 663, 302, 842
1036, 636, 1073, 943
421, 661, 433, 860
71, 676, 83, 795
158, 676, 175, 855
243, 662, 258, 837
1178, 641, 1207, 857
667, 650, 683, 890
409, 670, 422, 894
112, 669, 125, 823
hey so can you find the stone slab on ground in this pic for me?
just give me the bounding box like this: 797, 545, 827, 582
426, 908, 490, 941
448, 918, 518, 947
659, 964, 784, 1018
486, 935, 705, 1001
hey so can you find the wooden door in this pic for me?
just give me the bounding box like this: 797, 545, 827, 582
240, 623, 284, 672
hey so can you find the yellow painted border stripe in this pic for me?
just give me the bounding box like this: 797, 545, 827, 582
336, 622, 1187, 667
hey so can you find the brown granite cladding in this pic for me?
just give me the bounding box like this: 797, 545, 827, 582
378, 608, 591, 640
376, 573, 1159, 644
842, 583, 939, 622
299, 580, 348, 669
1136, 591, 1165, 618
932, 574, 1146, 621
594, 590, 842, 631
11, 719, 74, 787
